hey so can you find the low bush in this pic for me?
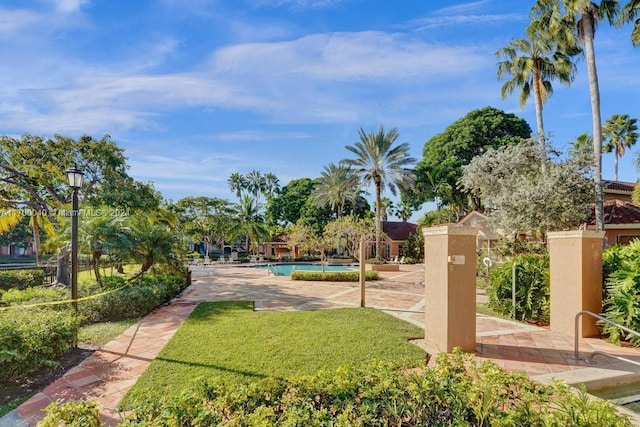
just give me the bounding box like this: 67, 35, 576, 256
488, 253, 550, 323
0, 286, 68, 308
602, 241, 640, 346
0, 269, 45, 291
0, 308, 80, 380
112, 350, 629, 426
290, 270, 379, 281
79, 274, 187, 322
40, 400, 101, 427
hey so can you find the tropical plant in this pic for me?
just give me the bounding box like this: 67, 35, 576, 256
313, 163, 360, 218
229, 195, 270, 255
488, 254, 550, 322
496, 21, 578, 169
532, 0, 620, 231
619, 0, 640, 46
323, 215, 375, 260
127, 216, 184, 275
246, 170, 266, 203
568, 132, 594, 159
80, 212, 130, 287
286, 221, 333, 271
227, 172, 248, 198
603, 113, 639, 180
343, 126, 415, 261
263, 172, 280, 202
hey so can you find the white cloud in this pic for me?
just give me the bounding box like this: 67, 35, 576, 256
0, 8, 42, 39
53, 0, 89, 13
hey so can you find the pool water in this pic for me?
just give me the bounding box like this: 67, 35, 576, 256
590, 382, 640, 414
254, 263, 357, 276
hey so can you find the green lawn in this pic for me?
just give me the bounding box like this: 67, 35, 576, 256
78, 319, 140, 347
121, 302, 425, 406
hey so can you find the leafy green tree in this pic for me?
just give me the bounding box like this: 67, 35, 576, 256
460, 139, 593, 238
496, 22, 578, 168
228, 172, 248, 198
0, 134, 139, 266
323, 215, 375, 260
266, 178, 315, 226
313, 163, 360, 218
173, 196, 234, 258
230, 195, 270, 255
343, 126, 416, 261
286, 221, 333, 270
533, 0, 620, 231
127, 215, 184, 275
415, 106, 532, 213
80, 212, 130, 287
603, 114, 639, 180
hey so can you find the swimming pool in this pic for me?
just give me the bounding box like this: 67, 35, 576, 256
254, 263, 357, 276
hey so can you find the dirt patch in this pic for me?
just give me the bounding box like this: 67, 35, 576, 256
1, 346, 94, 406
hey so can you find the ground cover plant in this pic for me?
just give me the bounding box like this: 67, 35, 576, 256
120, 302, 425, 407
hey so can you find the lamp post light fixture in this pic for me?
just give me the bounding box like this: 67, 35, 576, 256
66, 166, 84, 312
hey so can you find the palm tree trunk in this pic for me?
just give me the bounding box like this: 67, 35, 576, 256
532, 70, 547, 173
614, 152, 619, 181
583, 13, 604, 232
375, 180, 382, 261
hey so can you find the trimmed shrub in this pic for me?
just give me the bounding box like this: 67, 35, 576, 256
488, 254, 550, 323
0, 269, 45, 291
0, 286, 68, 308
40, 400, 101, 427
115, 350, 630, 426
79, 274, 187, 322
0, 308, 80, 380
290, 270, 379, 281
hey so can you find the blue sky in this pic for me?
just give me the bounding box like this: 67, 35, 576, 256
1, 0, 639, 220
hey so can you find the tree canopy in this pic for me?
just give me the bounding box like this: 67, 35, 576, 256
415, 106, 532, 214
460, 139, 593, 237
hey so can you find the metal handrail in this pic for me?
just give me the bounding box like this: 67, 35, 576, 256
573, 310, 640, 361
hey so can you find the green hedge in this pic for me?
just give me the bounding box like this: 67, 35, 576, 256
290, 270, 379, 281
79, 274, 187, 322
0, 308, 80, 380
0, 269, 45, 291
111, 351, 629, 426
0, 286, 68, 308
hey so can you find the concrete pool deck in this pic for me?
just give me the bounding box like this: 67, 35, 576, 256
4, 263, 640, 426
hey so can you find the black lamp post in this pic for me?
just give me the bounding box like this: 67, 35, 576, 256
66, 166, 84, 312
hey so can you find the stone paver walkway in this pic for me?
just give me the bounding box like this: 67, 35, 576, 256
3, 263, 640, 426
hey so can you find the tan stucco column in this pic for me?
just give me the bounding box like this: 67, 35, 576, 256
423, 225, 478, 352
548, 230, 605, 337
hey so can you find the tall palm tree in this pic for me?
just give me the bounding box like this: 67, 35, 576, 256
228, 172, 247, 199
229, 194, 270, 255
496, 21, 578, 169
313, 163, 360, 218
342, 126, 416, 261
263, 172, 280, 202
533, 0, 620, 231
619, 0, 640, 46
246, 170, 265, 203
603, 114, 639, 180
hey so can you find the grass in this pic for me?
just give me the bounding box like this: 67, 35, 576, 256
0, 397, 27, 418
121, 301, 425, 407
78, 319, 140, 346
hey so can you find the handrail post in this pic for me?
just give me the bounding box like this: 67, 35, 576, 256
573, 310, 585, 360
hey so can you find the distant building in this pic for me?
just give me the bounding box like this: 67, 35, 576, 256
586, 180, 640, 246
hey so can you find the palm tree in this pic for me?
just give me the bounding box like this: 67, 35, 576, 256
313, 163, 360, 218
619, 0, 640, 46
263, 173, 280, 202
80, 213, 129, 286
229, 195, 270, 255
342, 126, 416, 261
496, 22, 578, 169
228, 172, 247, 198
246, 170, 265, 203
128, 217, 182, 275
603, 114, 639, 180
533, 0, 620, 231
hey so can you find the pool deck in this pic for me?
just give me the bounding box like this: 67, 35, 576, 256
3, 263, 640, 426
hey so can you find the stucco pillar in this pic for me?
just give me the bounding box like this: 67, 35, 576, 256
423, 225, 478, 352
548, 230, 605, 337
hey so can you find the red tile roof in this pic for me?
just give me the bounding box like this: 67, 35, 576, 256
587, 200, 640, 225
382, 221, 418, 241
603, 180, 636, 193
